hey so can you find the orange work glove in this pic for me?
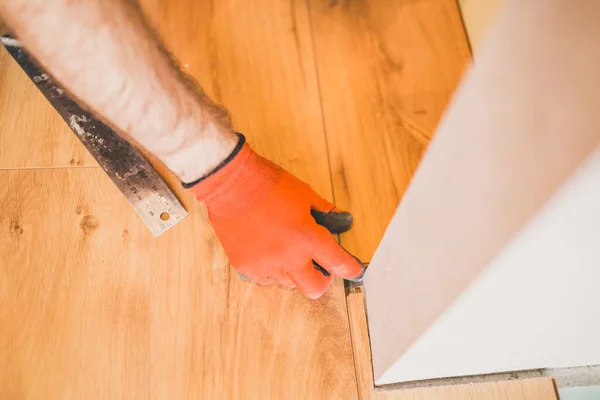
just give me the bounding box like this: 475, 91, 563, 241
185, 133, 366, 299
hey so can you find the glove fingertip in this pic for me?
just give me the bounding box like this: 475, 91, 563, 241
344, 259, 368, 282
334, 251, 365, 280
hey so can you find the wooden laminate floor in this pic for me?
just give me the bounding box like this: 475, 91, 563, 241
0, 0, 557, 398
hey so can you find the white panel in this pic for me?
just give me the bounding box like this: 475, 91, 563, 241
363, 0, 600, 380
376, 148, 600, 385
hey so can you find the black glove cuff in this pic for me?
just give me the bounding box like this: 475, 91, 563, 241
181, 132, 246, 189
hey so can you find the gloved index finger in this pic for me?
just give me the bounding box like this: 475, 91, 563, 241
344, 257, 368, 283
312, 231, 367, 280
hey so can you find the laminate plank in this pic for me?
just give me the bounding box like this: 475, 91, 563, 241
308, 0, 471, 261
347, 290, 558, 400
138, 1, 358, 398
151, 197, 356, 399
0, 168, 150, 399
308, 0, 471, 394
0, 46, 97, 168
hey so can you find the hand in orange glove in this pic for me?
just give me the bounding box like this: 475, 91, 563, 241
185, 133, 366, 299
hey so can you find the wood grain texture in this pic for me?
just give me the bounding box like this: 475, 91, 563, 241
364, 0, 600, 382
139, 0, 358, 398
151, 196, 356, 399
0, 168, 149, 399
346, 290, 558, 400
308, 0, 471, 261
0, 171, 356, 400
0, 46, 97, 168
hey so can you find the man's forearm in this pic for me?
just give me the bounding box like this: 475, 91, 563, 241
0, 0, 237, 182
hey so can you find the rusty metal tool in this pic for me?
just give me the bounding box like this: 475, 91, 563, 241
1, 36, 187, 236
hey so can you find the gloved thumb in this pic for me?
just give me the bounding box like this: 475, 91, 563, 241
309, 191, 354, 234
312, 227, 366, 281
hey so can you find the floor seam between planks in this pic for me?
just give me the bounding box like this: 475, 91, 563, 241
455, 0, 475, 55
304, 0, 337, 206
304, 1, 364, 398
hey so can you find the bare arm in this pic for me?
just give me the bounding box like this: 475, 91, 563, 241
0, 0, 366, 297
0, 0, 237, 183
